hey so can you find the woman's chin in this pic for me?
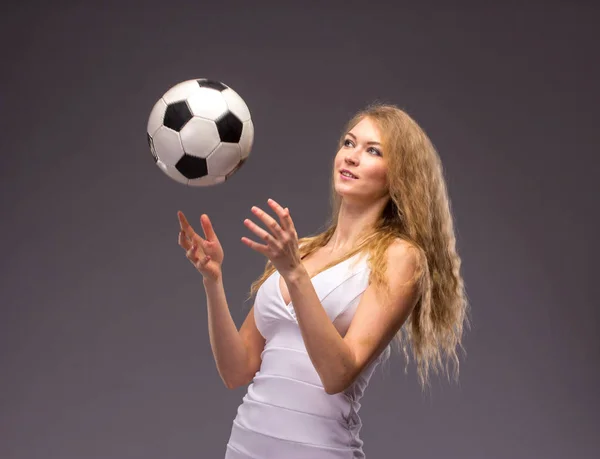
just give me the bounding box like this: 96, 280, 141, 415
334, 188, 363, 201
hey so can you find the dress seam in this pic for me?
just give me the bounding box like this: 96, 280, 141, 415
242, 397, 345, 422
319, 267, 369, 306
232, 420, 356, 451
252, 373, 323, 388
226, 443, 259, 459
262, 345, 309, 355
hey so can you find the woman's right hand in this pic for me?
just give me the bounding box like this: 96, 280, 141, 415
177, 211, 224, 281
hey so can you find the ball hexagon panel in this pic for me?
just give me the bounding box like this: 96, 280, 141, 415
164, 101, 193, 132
188, 174, 226, 187
179, 117, 221, 158
207, 143, 241, 177
221, 88, 251, 123
239, 120, 254, 160
157, 161, 189, 185
216, 112, 243, 143
162, 80, 202, 105
176, 154, 208, 179
151, 126, 185, 165
197, 79, 228, 91
187, 88, 228, 120
147, 98, 167, 137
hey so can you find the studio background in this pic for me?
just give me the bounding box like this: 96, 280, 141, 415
1, 1, 598, 458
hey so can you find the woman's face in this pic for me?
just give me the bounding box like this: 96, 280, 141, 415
334, 116, 389, 202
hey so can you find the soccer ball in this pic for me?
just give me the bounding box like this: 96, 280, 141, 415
146, 78, 254, 186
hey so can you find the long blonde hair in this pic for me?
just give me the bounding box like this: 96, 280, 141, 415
246, 103, 470, 391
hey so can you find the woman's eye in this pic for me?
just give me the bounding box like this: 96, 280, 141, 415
344, 139, 353, 147
368, 147, 382, 156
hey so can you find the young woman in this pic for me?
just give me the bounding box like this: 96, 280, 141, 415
177, 103, 470, 458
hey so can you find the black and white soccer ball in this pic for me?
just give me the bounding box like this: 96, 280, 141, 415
146, 78, 254, 186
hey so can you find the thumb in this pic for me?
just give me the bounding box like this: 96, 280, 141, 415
200, 214, 218, 241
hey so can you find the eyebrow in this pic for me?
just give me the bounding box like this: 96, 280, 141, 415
346, 132, 381, 146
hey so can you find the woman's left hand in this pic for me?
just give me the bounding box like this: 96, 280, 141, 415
242, 198, 303, 278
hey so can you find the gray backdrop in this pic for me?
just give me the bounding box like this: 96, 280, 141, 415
1, 1, 598, 458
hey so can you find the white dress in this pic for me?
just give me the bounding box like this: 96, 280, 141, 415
225, 251, 391, 458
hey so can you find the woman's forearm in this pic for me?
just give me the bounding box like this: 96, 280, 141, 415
203, 276, 250, 389
282, 266, 357, 394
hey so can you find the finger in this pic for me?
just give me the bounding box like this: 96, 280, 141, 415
241, 236, 268, 255
251, 206, 283, 237
178, 211, 206, 245
186, 243, 197, 259
187, 242, 205, 262
194, 254, 211, 270
179, 230, 202, 251
178, 230, 192, 250
178, 211, 195, 237
244, 218, 274, 243
267, 198, 294, 231
177, 210, 190, 229
200, 214, 219, 242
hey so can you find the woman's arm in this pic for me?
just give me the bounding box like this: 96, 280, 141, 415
203, 276, 265, 389
284, 240, 419, 394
